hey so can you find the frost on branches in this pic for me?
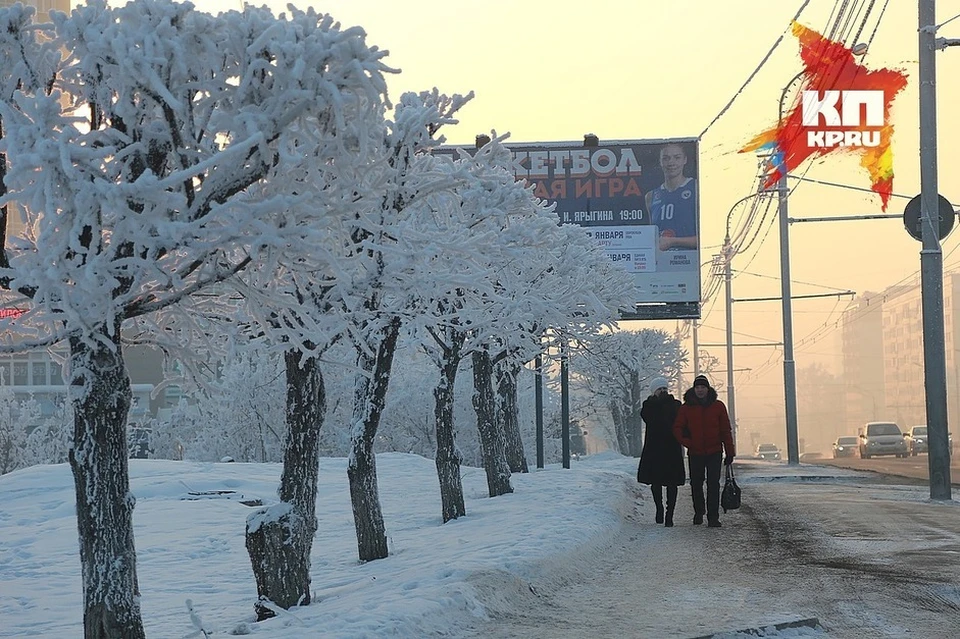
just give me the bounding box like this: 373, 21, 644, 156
0, 1, 389, 637
573, 329, 686, 456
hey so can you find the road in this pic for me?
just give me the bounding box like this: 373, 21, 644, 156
800, 453, 960, 486
453, 462, 960, 638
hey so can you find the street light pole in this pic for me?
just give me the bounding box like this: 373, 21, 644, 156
778, 172, 800, 465
693, 321, 700, 378
919, 0, 952, 499
774, 72, 804, 466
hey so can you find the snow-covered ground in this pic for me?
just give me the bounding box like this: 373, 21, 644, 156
2, 453, 959, 638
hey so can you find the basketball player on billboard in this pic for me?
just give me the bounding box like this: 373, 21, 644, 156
645, 143, 698, 251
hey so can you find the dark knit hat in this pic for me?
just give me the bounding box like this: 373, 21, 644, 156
693, 374, 711, 388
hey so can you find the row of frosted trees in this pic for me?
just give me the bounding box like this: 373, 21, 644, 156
0, 2, 638, 637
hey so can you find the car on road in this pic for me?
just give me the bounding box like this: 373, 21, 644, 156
905, 426, 929, 456
904, 425, 954, 456
859, 421, 908, 459
832, 436, 859, 458
755, 443, 782, 461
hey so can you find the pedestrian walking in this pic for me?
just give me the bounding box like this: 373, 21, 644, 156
637, 376, 686, 527
673, 374, 735, 528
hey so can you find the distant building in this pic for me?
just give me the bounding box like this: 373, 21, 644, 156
881, 284, 925, 426
840, 274, 960, 435
0, 0, 69, 13
841, 292, 885, 434
0, 0, 172, 431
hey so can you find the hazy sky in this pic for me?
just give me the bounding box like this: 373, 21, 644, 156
188, 0, 960, 443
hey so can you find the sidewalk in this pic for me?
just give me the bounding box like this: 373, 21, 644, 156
456, 460, 960, 638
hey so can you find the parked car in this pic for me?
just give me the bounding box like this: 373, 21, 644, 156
904, 425, 954, 456
755, 443, 782, 461
858, 422, 908, 459
832, 436, 859, 458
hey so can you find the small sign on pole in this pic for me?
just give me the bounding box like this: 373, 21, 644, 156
903, 194, 955, 241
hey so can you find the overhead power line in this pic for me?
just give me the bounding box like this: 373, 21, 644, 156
698, 0, 813, 139
786, 174, 914, 200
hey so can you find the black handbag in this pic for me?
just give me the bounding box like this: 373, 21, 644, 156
721, 463, 741, 513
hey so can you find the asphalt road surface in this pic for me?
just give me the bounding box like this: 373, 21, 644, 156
453, 462, 960, 638
804, 453, 960, 486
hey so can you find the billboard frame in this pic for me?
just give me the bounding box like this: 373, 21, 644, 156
453, 136, 702, 321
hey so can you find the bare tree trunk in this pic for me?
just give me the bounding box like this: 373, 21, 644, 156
472, 350, 513, 497
434, 331, 466, 523
347, 317, 400, 562
68, 325, 145, 639
247, 349, 325, 620
610, 401, 629, 455
496, 359, 528, 473
627, 372, 643, 457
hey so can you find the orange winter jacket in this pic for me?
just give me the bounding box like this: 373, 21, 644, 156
672, 386, 735, 457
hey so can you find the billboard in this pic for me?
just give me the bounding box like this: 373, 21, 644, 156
450, 138, 701, 319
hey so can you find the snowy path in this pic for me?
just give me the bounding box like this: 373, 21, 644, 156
453, 465, 960, 638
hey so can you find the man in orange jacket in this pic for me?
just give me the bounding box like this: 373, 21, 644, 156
673, 374, 735, 527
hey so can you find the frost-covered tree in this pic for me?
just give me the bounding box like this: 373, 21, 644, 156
406, 135, 635, 510
160, 352, 287, 463
26, 411, 72, 466
573, 329, 686, 456
0, 386, 43, 473
0, 2, 389, 636
295, 90, 474, 561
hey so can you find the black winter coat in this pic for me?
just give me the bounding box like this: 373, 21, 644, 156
637, 392, 686, 486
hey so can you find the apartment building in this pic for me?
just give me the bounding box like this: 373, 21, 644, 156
840, 292, 885, 434
0, 0, 174, 428
841, 274, 960, 434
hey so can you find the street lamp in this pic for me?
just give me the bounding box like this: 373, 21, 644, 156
722, 191, 767, 443
775, 71, 805, 466
772, 43, 868, 465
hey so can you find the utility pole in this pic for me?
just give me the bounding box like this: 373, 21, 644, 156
560, 335, 570, 469
779, 172, 800, 465
919, 0, 952, 499
723, 240, 737, 447
535, 351, 544, 469
693, 321, 700, 378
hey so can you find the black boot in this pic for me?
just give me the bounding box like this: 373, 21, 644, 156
652, 486, 664, 524
665, 486, 676, 527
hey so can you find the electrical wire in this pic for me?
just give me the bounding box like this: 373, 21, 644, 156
938, 11, 960, 29
786, 174, 914, 200
698, 0, 813, 139
736, 269, 856, 293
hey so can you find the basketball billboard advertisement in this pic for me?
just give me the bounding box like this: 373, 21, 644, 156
451, 138, 701, 319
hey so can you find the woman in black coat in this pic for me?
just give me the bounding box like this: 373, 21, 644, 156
637, 376, 686, 527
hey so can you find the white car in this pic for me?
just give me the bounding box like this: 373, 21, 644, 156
755, 443, 782, 461
858, 422, 908, 459
905, 425, 954, 456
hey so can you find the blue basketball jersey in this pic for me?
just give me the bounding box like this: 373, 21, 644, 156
648, 178, 697, 238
